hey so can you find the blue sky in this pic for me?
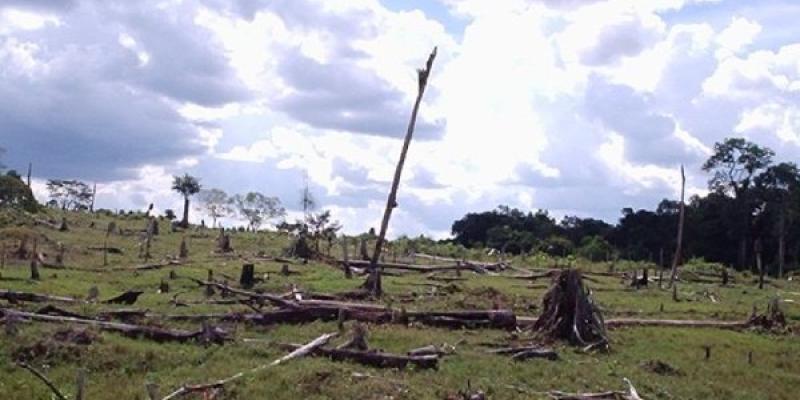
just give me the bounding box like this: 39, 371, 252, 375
2, 0, 800, 237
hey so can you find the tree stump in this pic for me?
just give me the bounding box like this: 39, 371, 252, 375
159, 279, 169, 293
30, 239, 40, 280
205, 270, 215, 297
240, 263, 255, 289
280, 264, 290, 276
30, 256, 40, 280
87, 286, 99, 303
178, 237, 189, 259
722, 268, 729, 286
360, 237, 369, 261
55, 242, 66, 266
530, 269, 607, 346
341, 239, 352, 279
58, 217, 69, 232
216, 228, 233, 253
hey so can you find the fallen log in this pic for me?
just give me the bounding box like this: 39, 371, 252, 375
337, 259, 484, 273
279, 343, 440, 369
1, 309, 228, 344
87, 246, 124, 254
0, 289, 81, 304
487, 346, 558, 361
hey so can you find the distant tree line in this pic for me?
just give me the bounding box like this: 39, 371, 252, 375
450, 138, 800, 275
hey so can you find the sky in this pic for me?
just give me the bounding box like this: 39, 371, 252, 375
1, 0, 799, 238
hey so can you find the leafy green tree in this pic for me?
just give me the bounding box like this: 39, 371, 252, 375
754, 162, 800, 277
172, 174, 201, 228
577, 235, 615, 261
163, 209, 177, 221
0, 175, 38, 212
702, 138, 774, 269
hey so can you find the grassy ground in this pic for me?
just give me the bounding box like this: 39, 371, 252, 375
1, 210, 798, 399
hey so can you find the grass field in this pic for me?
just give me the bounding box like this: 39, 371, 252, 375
1, 210, 798, 399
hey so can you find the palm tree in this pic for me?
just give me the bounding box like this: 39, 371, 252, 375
172, 174, 201, 228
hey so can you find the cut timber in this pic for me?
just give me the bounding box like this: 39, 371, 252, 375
342, 259, 487, 274
280, 343, 439, 370
0, 289, 80, 303
531, 269, 607, 346
1, 309, 229, 344
487, 346, 558, 361
87, 246, 124, 254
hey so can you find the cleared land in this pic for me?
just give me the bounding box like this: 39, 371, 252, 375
1, 210, 798, 399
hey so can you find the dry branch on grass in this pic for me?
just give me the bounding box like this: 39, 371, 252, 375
1, 309, 229, 344
160, 332, 337, 400
548, 378, 643, 400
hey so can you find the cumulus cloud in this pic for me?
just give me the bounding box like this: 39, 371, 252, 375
4, 0, 800, 238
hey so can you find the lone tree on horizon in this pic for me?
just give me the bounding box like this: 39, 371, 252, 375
172, 174, 201, 228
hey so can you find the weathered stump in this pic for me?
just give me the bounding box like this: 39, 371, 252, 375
240, 263, 255, 289
159, 279, 169, 293
530, 269, 607, 346
216, 228, 233, 253
178, 237, 189, 259
58, 217, 69, 232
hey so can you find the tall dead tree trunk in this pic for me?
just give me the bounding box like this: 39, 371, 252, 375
668, 165, 685, 288
26, 162, 32, 188
364, 47, 437, 297
90, 182, 96, 213
777, 208, 785, 279
756, 239, 764, 289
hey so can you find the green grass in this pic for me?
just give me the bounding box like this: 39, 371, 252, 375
1, 209, 798, 399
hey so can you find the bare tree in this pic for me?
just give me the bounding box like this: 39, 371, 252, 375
365, 47, 437, 296
196, 188, 232, 228
668, 165, 685, 288
233, 192, 286, 231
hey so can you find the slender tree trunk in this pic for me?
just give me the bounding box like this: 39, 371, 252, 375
181, 196, 190, 228
366, 47, 437, 297
778, 208, 785, 279
756, 239, 764, 289
26, 162, 32, 187
90, 182, 96, 213
668, 165, 685, 288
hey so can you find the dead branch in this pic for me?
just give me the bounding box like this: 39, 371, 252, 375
16, 362, 68, 400
2, 308, 228, 344
160, 332, 337, 400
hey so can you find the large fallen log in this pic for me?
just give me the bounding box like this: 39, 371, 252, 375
1, 309, 228, 344
605, 318, 750, 329
279, 343, 440, 369
0, 289, 81, 304
337, 259, 488, 274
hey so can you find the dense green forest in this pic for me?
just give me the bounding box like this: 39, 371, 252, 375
449, 138, 799, 274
